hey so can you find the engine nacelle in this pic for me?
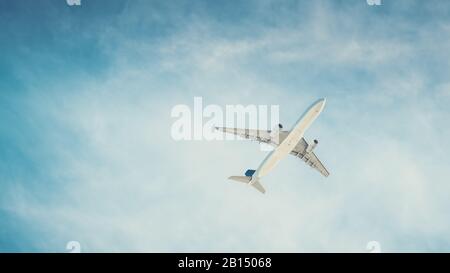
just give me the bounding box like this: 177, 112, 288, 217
306, 139, 318, 154
270, 123, 283, 143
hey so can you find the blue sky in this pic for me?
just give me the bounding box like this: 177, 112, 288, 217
1, 0, 450, 252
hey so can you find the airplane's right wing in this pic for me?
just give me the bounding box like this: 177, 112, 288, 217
290, 138, 330, 177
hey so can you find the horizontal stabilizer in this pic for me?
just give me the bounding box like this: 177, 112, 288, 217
251, 180, 266, 194
228, 176, 266, 194
228, 176, 251, 183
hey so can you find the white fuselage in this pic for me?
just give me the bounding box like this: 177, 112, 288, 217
251, 98, 326, 181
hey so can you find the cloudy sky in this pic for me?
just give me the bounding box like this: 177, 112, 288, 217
1, 0, 450, 252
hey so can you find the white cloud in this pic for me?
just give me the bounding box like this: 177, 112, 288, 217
3, 0, 450, 252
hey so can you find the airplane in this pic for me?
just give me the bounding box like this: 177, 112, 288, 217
216, 98, 329, 194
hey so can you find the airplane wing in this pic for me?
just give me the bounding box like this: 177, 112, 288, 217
216, 127, 286, 146
289, 137, 330, 177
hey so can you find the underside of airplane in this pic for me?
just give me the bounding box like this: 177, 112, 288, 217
216, 98, 329, 194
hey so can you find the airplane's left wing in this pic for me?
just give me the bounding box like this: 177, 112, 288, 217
215, 127, 274, 145
290, 138, 330, 177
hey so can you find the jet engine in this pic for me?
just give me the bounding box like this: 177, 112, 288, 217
306, 139, 318, 154
269, 123, 283, 142
270, 123, 283, 133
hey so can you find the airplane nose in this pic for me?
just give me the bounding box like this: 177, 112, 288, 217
312, 98, 326, 113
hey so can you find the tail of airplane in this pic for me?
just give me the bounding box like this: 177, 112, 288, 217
249, 180, 266, 194
228, 169, 266, 194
